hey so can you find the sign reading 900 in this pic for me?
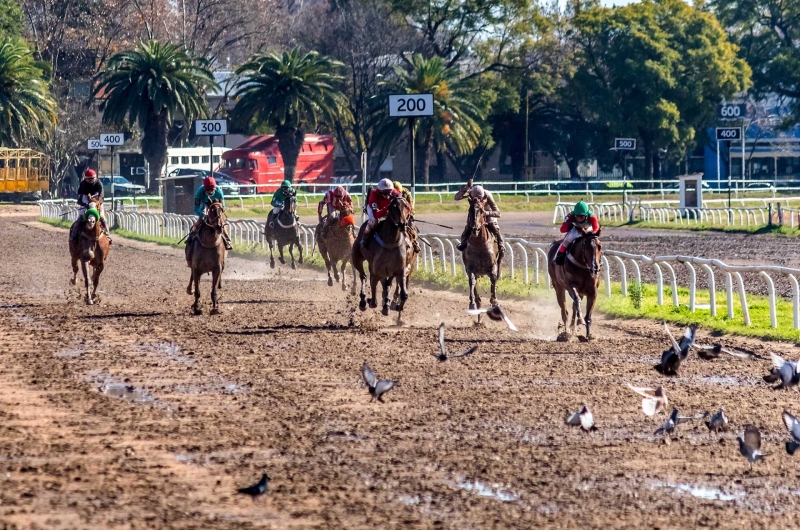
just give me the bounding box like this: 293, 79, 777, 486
718, 104, 746, 119
716, 127, 741, 140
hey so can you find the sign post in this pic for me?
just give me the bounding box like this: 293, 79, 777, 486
718, 103, 747, 192
100, 133, 125, 210
388, 93, 434, 200
716, 127, 742, 208
360, 151, 367, 222
87, 138, 105, 176
613, 138, 636, 215
195, 120, 228, 180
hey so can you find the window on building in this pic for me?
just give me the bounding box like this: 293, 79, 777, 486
181, 156, 190, 164
202, 156, 209, 164
171, 157, 179, 164
191, 156, 200, 164
213, 155, 220, 163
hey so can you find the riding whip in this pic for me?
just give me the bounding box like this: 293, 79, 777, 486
469, 143, 489, 182
177, 232, 190, 245
414, 219, 454, 230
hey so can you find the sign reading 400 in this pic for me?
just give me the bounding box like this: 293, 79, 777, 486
716, 127, 742, 140
388, 94, 434, 117
100, 133, 124, 146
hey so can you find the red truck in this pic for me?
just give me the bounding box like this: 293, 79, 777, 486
219, 134, 343, 193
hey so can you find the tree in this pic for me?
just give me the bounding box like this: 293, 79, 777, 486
0, 37, 57, 147
371, 54, 488, 185
92, 40, 216, 188
567, 0, 750, 178
232, 47, 351, 181
0, 0, 23, 38
714, 0, 800, 125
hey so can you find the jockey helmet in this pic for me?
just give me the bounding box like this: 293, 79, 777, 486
85, 208, 100, 221
377, 178, 393, 193
281, 179, 292, 188
83, 169, 97, 180
333, 186, 345, 198
469, 185, 485, 199
203, 176, 217, 192
572, 201, 591, 217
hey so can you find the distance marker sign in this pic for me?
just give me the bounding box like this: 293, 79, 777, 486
614, 138, 636, 150
100, 133, 124, 146
716, 127, 741, 141
388, 94, 434, 117
87, 138, 105, 150
195, 119, 227, 136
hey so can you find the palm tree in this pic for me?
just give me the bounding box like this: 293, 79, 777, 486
0, 37, 57, 147
371, 54, 486, 185
92, 41, 216, 188
232, 47, 351, 181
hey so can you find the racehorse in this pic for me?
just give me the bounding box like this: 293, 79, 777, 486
547, 230, 603, 340
264, 193, 303, 269
69, 198, 110, 305
463, 197, 502, 310
352, 196, 417, 323
186, 201, 226, 315
316, 213, 357, 293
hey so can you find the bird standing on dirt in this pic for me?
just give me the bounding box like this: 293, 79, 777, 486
565, 403, 597, 432
704, 408, 729, 432
763, 353, 800, 389
654, 323, 697, 376
738, 425, 770, 468
465, 305, 518, 331
361, 362, 397, 402
237, 474, 270, 499
434, 322, 478, 362
626, 384, 668, 416
655, 408, 706, 437
783, 411, 800, 455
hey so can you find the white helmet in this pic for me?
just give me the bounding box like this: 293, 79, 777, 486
377, 178, 394, 192
469, 185, 485, 199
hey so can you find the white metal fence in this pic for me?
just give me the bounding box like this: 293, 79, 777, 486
40, 200, 800, 330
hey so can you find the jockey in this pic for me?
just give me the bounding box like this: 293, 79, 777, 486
317, 185, 353, 235
72, 169, 111, 244
192, 176, 232, 250
393, 180, 420, 253
555, 200, 600, 265
454, 179, 504, 257
360, 178, 399, 250
269, 179, 298, 227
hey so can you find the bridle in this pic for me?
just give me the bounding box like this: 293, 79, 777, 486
567, 234, 602, 276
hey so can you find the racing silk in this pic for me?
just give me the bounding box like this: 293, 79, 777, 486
560, 213, 600, 234
194, 185, 225, 217
367, 188, 400, 222
318, 189, 353, 217
454, 186, 500, 218
76, 179, 104, 208
271, 186, 295, 209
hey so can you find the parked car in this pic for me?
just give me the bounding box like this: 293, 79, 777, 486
99, 176, 147, 196
166, 169, 240, 196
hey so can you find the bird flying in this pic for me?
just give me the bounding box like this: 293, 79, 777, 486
738, 424, 770, 468
361, 362, 397, 402
654, 323, 696, 376
465, 305, 518, 331
433, 322, 478, 362
704, 408, 729, 432
566, 403, 597, 432
783, 411, 800, 456
763, 353, 800, 389
237, 474, 270, 499
626, 384, 668, 416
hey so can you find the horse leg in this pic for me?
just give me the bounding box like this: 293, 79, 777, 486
340, 260, 348, 292
70, 252, 79, 286
468, 272, 476, 310
80, 260, 92, 305
555, 287, 569, 335
186, 270, 194, 295
350, 260, 358, 295
268, 240, 276, 269
568, 288, 580, 333
289, 241, 296, 270
278, 242, 286, 265
192, 270, 202, 315
320, 245, 333, 286
368, 272, 379, 309
585, 290, 597, 340
210, 267, 221, 315
489, 270, 498, 306
91, 261, 103, 303
296, 234, 304, 264
381, 278, 391, 316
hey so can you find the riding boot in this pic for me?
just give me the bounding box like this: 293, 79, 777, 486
267, 211, 275, 228
222, 227, 233, 250
456, 225, 470, 251
494, 230, 505, 258
100, 218, 112, 244
360, 226, 372, 250
555, 251, 566, 265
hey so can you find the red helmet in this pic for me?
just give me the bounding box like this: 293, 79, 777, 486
333, 186, 345, 198
203, 176, 216, 191
83, 169, 96, 179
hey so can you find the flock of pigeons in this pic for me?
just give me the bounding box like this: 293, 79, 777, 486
565, 322, 800, 469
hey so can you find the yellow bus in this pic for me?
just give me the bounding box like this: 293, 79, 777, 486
0, 148, 50, 200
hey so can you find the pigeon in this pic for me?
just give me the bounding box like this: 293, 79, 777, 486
237, 474, 270, 499
565, 403, 597, 432
783, 411, 800, 455
695, 343, 765, 361
361, 362, 397, 402
704, 407, 729, 432
654, 407, 706, 436
465, 305, 518, 331
763, 353, 800, 389
738, 424, 770, 468
626, 384, 668, 416
433, 322, 478, 362
654, 323, 696, 376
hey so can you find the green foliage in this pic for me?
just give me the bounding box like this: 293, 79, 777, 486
0, 37, 57, 147
628, 281, 642, 309
233, 47, 351, 181
0, 0, 23, 39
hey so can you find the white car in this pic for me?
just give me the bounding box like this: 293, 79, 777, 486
99, 176, 147, 196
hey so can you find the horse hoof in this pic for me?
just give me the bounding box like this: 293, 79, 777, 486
70, 279, 76, 286
369, 301, 377, 309
389, 301, 399, 311
359, 302, 367, 311
93, 296, 101, 304
210, 308, 220, 315
291, 262, 296, 270
328, 277, 333, 287
578, 335, 589, 343
270, 259, 275, 269
469, 302, 476, 310
556, 332, 569, 342
381, 307, 389, 316
193, 308, 202, 316
577, 319, 585, 326
279, 257, 286, 265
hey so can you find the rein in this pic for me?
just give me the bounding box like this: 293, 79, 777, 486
566, 235, 601, 275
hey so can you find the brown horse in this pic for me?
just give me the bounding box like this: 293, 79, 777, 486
352, 197, 417, 323
547, 230, 603, 340
69, 201, 110, 305
264, 193, 303, 269
316, 213, 357, 293
186, 202, 226, 315
463, 197, 502, 310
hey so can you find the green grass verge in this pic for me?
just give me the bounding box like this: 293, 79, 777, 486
599, 281, 800, 342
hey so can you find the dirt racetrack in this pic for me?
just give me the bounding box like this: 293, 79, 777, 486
3, 207, 800, 529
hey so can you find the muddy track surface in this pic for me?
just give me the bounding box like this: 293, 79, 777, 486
3, 209, 800, 528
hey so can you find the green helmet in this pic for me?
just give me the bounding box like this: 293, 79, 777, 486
281, 179, 292, 188
85, 208, 100, 221
572, 201, 591, 217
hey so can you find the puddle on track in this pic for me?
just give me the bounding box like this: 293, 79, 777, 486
55, 347, 85, 358
135, 341, 195, 365
88, 371, 156, 404
454, 477, 520, 502
653, 481, 745, 502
